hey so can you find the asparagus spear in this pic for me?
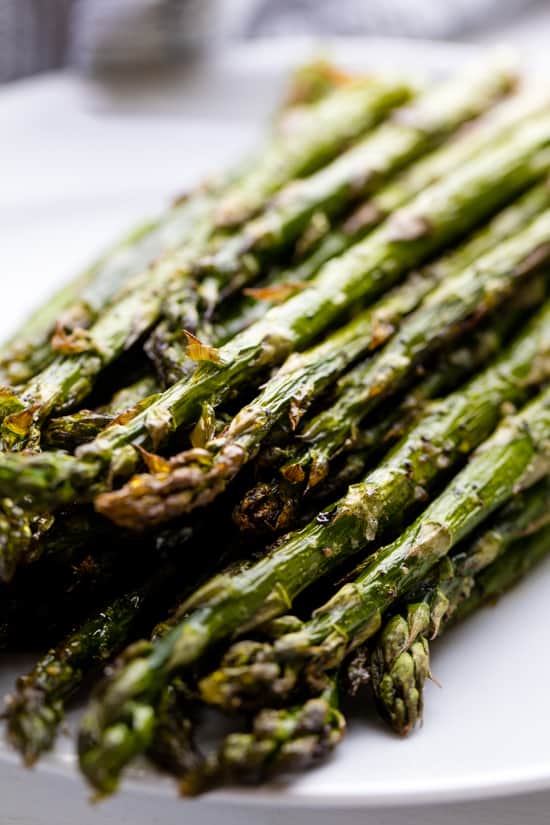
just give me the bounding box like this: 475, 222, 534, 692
454, 523, 550, 620
198, 386, 550, 712
4, 590, 148, 766
196, 61, 515, 287
0, 59, 346, 388
0, 218, 157, 387
2, 498, 228, 765
3, 114, 550, 512
238, 276, 548, 534
152, 100, 550, 389
193, 302, 550, 708
146, 677, 202, 779
237, 88, 550, 299
95, 190, 550, 530
366, 478, 550, 735
43, 377, 161, 452
182, 676, 345, 794
214, 78, 412, 228
0, 190, 219, 450
77, 349, 550, 795
96, 267, 448, 528
275, 206, 550, 494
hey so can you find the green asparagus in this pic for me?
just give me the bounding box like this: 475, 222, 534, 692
237, 88, 550, 298
77, 341, 550, 793
2, 113, 550, 510
95, 189, 550, 530
41, 373, 159, 451
4, 590, 149, 766
193, 301, 550, 707
182, 677, 345, 794
198, 386, 550, 712
214, 78, 412, 228
277, 208, 550, 493
366, 478, 550, 735
0, 57, 549, 798
0, 190, 218, 450
237, 276, 549, 534
196, 61, 515, 287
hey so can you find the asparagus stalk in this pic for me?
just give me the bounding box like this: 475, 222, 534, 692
453, 523, 550, 620
214, 78, 412, 228
238, 276, 548, 535
43, 376, 161, 452
182, 676, 345, 794
95, 189, 550, 530
2, 500, 225, 765
366, 478, 550, 735
240, 88, 550, 298
77, 336, 550, 794
0, 190, 219, 451
146, 678, 202, 779
152, 63, 495, 386
0, 218, 157, 387
96, 267, 448, 529
194, 303, 550, 708
198, 386, 550, 712
153, 97, 550, 389
276, 205, 550, 494
196, 61, 515, 287
3, 114, 550, 513
4, 590, 149, 766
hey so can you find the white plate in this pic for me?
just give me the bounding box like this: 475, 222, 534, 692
1, 37, 550, 822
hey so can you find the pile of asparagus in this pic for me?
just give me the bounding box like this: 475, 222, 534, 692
1, 52, 550, 797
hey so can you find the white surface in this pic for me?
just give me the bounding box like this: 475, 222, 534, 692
1, 37, 550, 824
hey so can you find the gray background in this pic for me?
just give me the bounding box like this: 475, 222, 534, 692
2, 0, 550, 81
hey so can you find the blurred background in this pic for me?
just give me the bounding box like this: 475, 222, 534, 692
2, 0, 550, 83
